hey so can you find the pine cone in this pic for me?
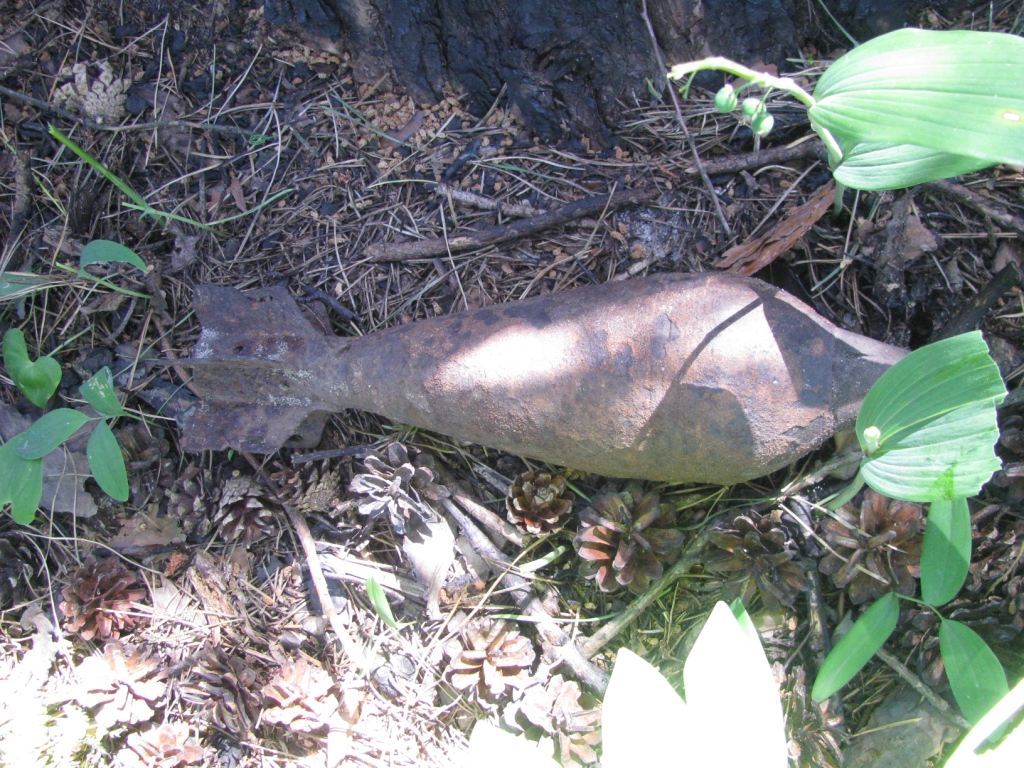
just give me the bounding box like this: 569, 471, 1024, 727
72, 642, 167, 729
271, 462, 349, 516
182, 645, 261, 737
506, 472, 574, 535
704, 509, 812, 611
573, 483, 684, 594
59, 557, 146, 641
117, 723, 204, 767
164, 464, 212, 537
213, 474, 280, 545
261, 657, 339, 732
447, 620, 536, 704
773, 663, 842, 767
349, 442, 448, 535
818, 489, 924, 604
513, 674, 601, 764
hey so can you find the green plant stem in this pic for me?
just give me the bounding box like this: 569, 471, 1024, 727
48, 126, 149, 210
667, 58, 846, 162
668, 57, 817, 108
49, 263, 150, 299
824, 471, 865, 510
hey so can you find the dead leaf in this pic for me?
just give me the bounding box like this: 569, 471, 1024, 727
716, 181, 835, 275
402, 518, 455, 620
108, 513, 185, 551
168, 230, 200, 274
902, 214, 941, 262
228, 175, 247, 212
149, 577, 206, 628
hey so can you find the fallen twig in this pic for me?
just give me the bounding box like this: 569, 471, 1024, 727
243, 452, 368, 669
442, 498, 610, 693
452, 491, 529, 549
930, 262, 1022, 342
924, 178, 1024, 237
695, 140, 828, 177
364, 187, 659, 261
876, 647, 971, 730
432, 182, 544, 218
580, 526, 710, 658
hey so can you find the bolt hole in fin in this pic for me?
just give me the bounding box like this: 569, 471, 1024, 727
231, 344, 245, 354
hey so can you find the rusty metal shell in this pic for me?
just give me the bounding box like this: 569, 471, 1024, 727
184, 273, 904, 485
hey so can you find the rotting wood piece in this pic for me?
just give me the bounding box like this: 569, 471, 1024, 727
182, 272, 904, 485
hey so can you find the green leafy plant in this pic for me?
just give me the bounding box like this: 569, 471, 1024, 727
0, 363, 130, 524
0, 243, 149, 523
668, 28, 1024, 192
465, 600, 788, 767
810, 333, 1009, 724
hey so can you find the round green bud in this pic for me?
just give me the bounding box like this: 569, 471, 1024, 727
714, 84, 738, 113
751, 111, 775, 137
741, 97, 765, 117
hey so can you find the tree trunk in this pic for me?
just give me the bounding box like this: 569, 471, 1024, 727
265, 0, 968, 146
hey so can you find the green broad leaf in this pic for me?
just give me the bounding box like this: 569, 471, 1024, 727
3, 328, 62, 408
921, 498, 971, 607
683, 602, 789, 767
940, 619, 1009, 725
86, 420, 129, 501
812, 592, 899, 702
0, 439, 43, 524
856, 332, 1005, 502
80, 240, 147, 273
0, 271, 51, 302
810, 29, 1024, 169
366, 576, 405, 630
79, 367, 125, 417
830, 141, 992, 191
13, 409, 91, 460
603, 647, 689, 768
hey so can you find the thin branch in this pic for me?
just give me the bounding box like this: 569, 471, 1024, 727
640, 0, 732, 239
364, 187, 658, 261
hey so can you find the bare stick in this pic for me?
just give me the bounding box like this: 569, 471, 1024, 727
243, 453, 367, 668
452, 491, 529, 548
640, 0, 731, 239
696, 140, 828, 177
876, 647, 971, 730
364, 187, 658, 261
580, 526, 710, 658
924, 178, 1024, 236
433, 183, 544, 218
442, 498, 610, 693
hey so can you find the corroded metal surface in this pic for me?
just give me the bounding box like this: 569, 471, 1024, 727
183, 273, 904, 484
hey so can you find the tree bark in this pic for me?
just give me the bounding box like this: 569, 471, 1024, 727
265, 0, 968, 146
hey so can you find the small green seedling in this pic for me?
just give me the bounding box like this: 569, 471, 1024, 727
670, 29, 1024, 192
3, 328, 62, 408
0, 363, 130, 524
366, 576, 409, 630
